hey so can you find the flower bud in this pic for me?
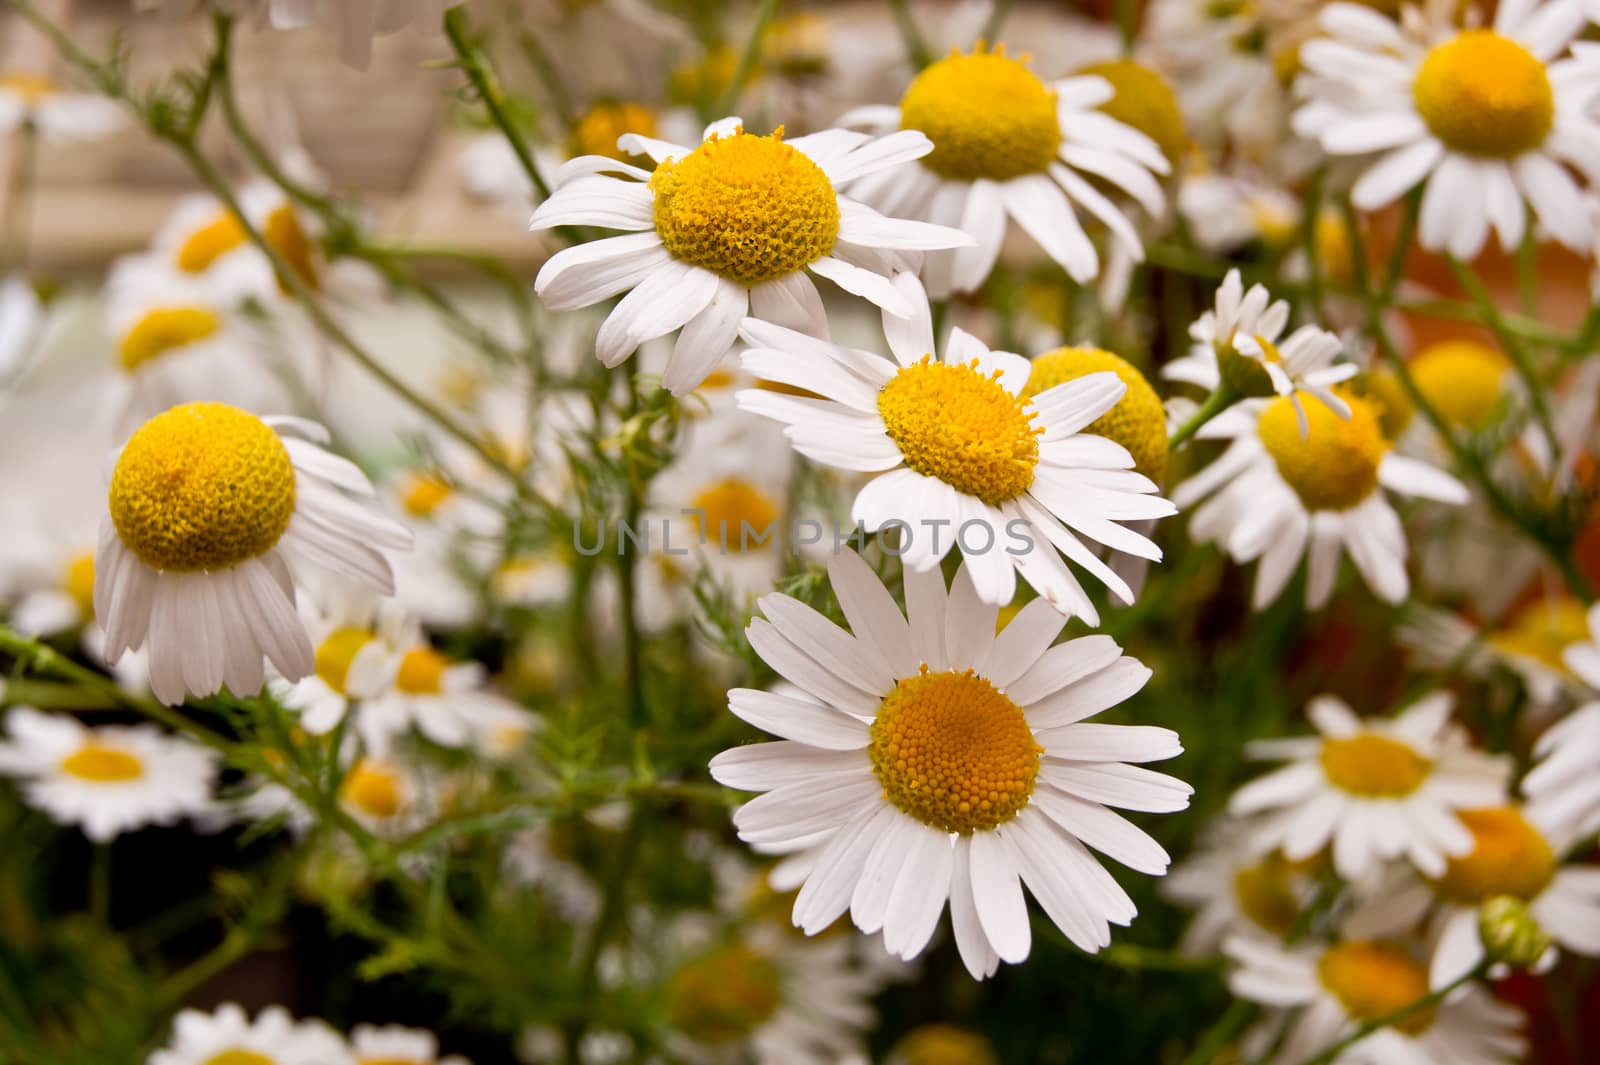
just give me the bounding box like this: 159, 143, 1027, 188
1478, 895, 1552, 968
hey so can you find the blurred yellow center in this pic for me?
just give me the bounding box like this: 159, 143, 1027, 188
60, 743, 144, 782
1434, 806, 1556, 903
650, 128, 838, 285
264, 205, 319, 291
1078, 58, 1186, 166
665, 944, 782, 1043
1320, 733, 1431, 797
1232, 854, 1301, 936
901, 47, 1061, 181
1414, 31, 1552, 158
396, 646, 448, 695
569, 101, 658, 160
202, 1052, 275, 1065
109, 403, 295, 572
892, 1025, 1002, 1065
691, 477, 780, 550
880, 356, 1040, 504
63, 552, 96, 619
400, 473, 452, 517
341, 759, 403, 818
1488, 596, 1591, 675
1025, 346, 1168, 482
1410, 340, 1509, 429
315, 628, 375, 695
176, 212, 248, 273
869, 667, 1041, 834
1318, 941, 1435, 1034
0, 72, 56, 103
1258, 392, 1385, 511
1352, 369, 1414, 440
118, 307, 222, 371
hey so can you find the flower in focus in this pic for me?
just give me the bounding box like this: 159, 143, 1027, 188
148, 1004, 351, 1065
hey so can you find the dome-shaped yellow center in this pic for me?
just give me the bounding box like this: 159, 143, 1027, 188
63, 552, 96, 620
264, 205, 320, 292
1414, 31, 1553, 158
1258, 391, 1386, 511
879, 356, 1041, 505
315, 627, 376, 695
1232, 854, 1302, 937
1409, 339, 1509, 430
341, 759, 403, 819
396, 646, 448, 695
1317, 941, 1436, 1034
59, 743, 144, 782
664, 944, 782, 1044
118, 307, 223, 372
1319, 732, 1431, 797
891, 1024, 1002, 1065
569, 101, 658, 161
650, 128, 839, 286
869, 667, 1041, 834
176, 211, 248, 273
1025, 346, 1168, 482
201, 1050, 276, 1065
109, 403, 296, 573
1077, 58, 1186, 166
1433, 806, 1556, 903
900, 46, 1062, 182
1488, 596, 1591, 675
1351, 369, 1414, 441
691, 477, 780, 551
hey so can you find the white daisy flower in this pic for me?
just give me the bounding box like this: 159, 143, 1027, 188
709, 550, 1190, 980
1223, 935, 1526, 1065
338, 753, 432, 834
1161, 817, 1322, 955
355, 632, 531, 754
148, 1004, 350, 1065
0, 71, 123, 143
269, 596, 410, 735
1173, 389, 1469, 610
94, 402, 413, 705
0, 707, 216, 842
0, 274, 46, 381
1228, 692, 1510, 881
840, 44, 1170, 295
1294, 0, 1600, 258
1399, 595, 1592, 711
735, 274, 1176, 617
1521, 606, 1600, 837
530, 117, 971, 394
348, 1024, 471, 1065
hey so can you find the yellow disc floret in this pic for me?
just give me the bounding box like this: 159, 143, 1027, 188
118, 307, 223, 372
691, 477, 780, 550
1077, 59, 1186, 166
879, 356, 1041, 505
264, 204, 320, 291
1025, 346, 1168, 482
396, 646, 448, 695
569, 101, 658, 161
176, 211, 248, 273
869, 667, 1042, 834
1434, 806, 1556, 903
900, 45, 1061, 181
1317, 941, 1436, 1034
1409, 339, 1509, 429
341, 759, 403, 819
650, 128, 839, 286
201, 1052, 275, 1065
1257, 391, 1386, 511
109, 403, 296, 573
1320, 733, 1431, 797
890, 1025, 1002, 1065
63, 552, 96, 620
59, 744, 144, 783
399, 472, 452, 518
1489, 596, 1592, 675
1414, 31, 1553, 158
1232, 854, 1303, 937
664, 944, 782, 1044
0, 72, 57, 104
1351, 369, 1414, 440
315, 627, 375, 695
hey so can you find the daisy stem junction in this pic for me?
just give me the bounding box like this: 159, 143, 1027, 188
1168, 380, 1238, 450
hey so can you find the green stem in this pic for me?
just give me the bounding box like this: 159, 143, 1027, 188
1099, 943, 1224, 974
1448, 254, 1559, 456
888, 0, 933, 69
1299, 963, 1488, 1065
1180, 1000, 1255, 1065
1169, 381, 1239, 450
716, 0, 779, 117
444, 6, 553, 204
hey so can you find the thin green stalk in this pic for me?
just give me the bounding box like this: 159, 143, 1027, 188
1169, 381, 1239, 450
1448, 255, 1559, 455
1180, 1000, 1255, 1065
1099, 943, 1224, 974
443, 6, 553, 203
1, 119, 36, 275
888, 0, 933, 69
980, 0, 1017, 43
716, 0, 779, 117
1299, 963, 1488, 1065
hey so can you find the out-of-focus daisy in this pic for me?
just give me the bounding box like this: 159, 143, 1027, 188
1400, 594, 1592, 709
1174, 389, 1469, 609
1162, 818, 1322, 955
269, 597, 410, 735
148, 1004, 350, 1065
338, 754, 430, 834
736, 274, 1175, 616
1295, 0, 1600, 258
95, 402, 412, 705
841, 44, 1169, 295
710, 550, 1189, 979
1224, 935, 1526, 1064
1407, 339, 1513, 433
1178, 169, 1303, 255
347, 1024, 471, 1065
885, 1024, 1002, 1065
0, 707, 216, 842
0, 71, 123, 143
1228, 692, 1509, 880
530, 117, 970, 394
1521, 605, 1600, 836
0, 275, 46, 381
355, 633, 531, 754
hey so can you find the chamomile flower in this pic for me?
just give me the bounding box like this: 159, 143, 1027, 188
338, 754, 430, 833
94, 402, 413, 705
1223, 935, 1526, 1065
0, 707, 216, 842
1521, 607, 1600, 836
1294, 0, 1600, 258
735, 274, 1176, 616
355, 634, 531, 754
147, 190, 278, 304
710, 550, 1190, 980
1400, 595, 1592, 710
1407, 339, 1514, 432
0, 274, 46, 381
1228, 693, 1510, 880
0, 71, 123, 143
840, 44, 1169, 295
269, 597, 410, 735
1162, 818, 1322, 954
348, 1024, 471, 1065
530, 118, 971, 394
148, 1004, 350, 1065
1174, 390, 1469, 610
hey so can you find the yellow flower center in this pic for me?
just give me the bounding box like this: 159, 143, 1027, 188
569, 101, 658, 161
891, 1025, 1002, 1065
1216, 333, 1282, 399
1351, 370, 1414, 440
63, 552, 96, 620
1314, 209, 1355, 285
59, 743, 144, 783
1257, 391, 1386, 511
869, 667, 1041, 834
1025, 346, 1168, 482
396, 646, 448, 695
202, 1051, 276, 1065
1488, 596, 1591, 675
1433, 806, 1556, 903
649, 128, 839, 286
359, 1059, 423, 1065
1414, 31, 1553, 158
109, 403, 296, 573
118, 307, 223, 372
176, 211, 248, 273
1410, 340, 1509, 429
1317, 942, 1435, 1035
0, 72, 56, 104
400, 472, 453, 517
1077, 58, 1186, 166
690, 477, 780, 551
1320, 732, 1431, 797
879, 356, 1041, 505
900, 46, 1061, 182
1232, 854, 1302, 937
264, 205, 320, 291
341, 759, 403, 819
764, 13, 830, 77
668, 46, 740, 108
665, 944, 782, 1044
315, 627, 375, 695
